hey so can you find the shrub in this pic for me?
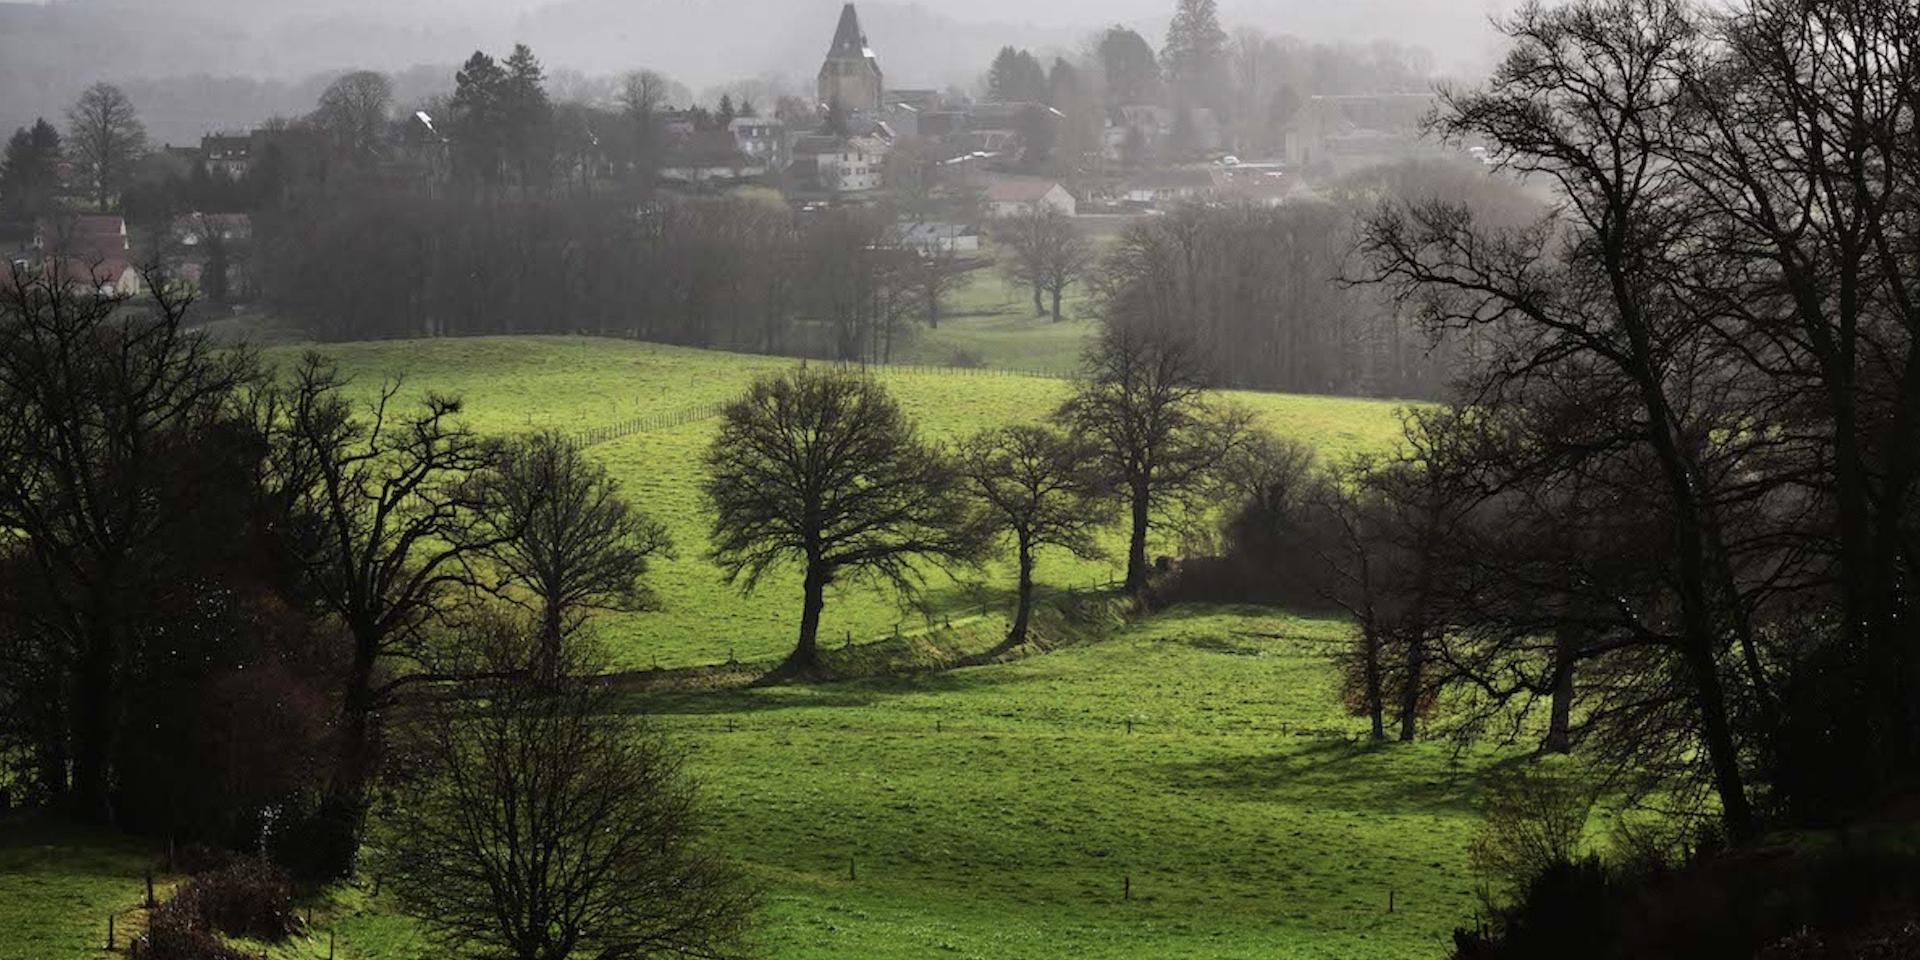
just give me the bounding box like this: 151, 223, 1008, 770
137, 891, 251, 960
947, 348, 987, 369
192, 858, 297, 941
1468, 765, 1595, 909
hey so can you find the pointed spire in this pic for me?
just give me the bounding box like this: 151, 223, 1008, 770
828, 3, 866, 59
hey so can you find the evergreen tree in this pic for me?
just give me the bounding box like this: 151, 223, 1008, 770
717, 94, 737, 129
1163, 0, 1228, 110
987, 47, 1049, 103
1099, 27, 1162, 106
1048, 57, 1080, 107
501, 44, 553, 190
450, 51, 508, 187
0, 119, 63, 222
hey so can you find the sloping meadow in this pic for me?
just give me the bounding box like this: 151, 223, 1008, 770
267, 336, 1407, 669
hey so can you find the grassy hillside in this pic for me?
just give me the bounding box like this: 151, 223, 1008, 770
263, 337, 1408, 671
5, 608, 1511, 960
0, 336, 1472, 960
0, 821, 177, 960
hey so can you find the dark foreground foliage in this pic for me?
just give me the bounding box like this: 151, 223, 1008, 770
1453, 842, 1920, 960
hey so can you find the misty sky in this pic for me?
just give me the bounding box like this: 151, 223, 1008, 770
1, 0, 1517, 143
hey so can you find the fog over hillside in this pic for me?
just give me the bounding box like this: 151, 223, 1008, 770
0, 0, 1506, 143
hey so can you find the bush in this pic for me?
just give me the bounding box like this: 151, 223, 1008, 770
192, 858, 297, 941
137, 892, 251, 960
1468, 765, 1595, 909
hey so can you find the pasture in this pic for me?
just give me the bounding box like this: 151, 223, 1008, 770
4, 609, 1510, 960
264, 337, 1408, 670
3, 336, 1475, 960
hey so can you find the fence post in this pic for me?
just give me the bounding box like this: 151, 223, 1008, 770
1124, 875, 1131, 901
145, 870, 155, 908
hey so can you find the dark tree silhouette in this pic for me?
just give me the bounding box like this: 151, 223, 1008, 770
960, 425, 1113, 649
470, 431, 672, 672
704, 369, 985, 676
1058, 322, 1250, 595
260, 354, 503, 875
375, 619, 757, 960
65, 83, 146, 210
0, 260, 254, 820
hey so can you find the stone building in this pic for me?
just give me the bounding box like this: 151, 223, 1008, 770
817, 3, 883, 113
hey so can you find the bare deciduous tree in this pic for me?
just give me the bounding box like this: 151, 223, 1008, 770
0, 260, 253, 820
375, 619, 757, 960
704, 369, 985, 676
65, 83, 146, 210
470, 431, 672, 671
1058, 322, 1251, 595
261, 354, 503, 875
313, 71, 394, 169
960, 425, 1113, 650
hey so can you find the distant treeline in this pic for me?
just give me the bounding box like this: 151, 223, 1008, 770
261, 192, 940, 363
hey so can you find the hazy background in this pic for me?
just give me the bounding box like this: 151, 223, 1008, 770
0, 0, 1513, 144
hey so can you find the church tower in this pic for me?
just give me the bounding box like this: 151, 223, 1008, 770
817, 3, 884, 113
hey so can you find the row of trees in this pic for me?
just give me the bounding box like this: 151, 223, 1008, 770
259, 193, 970, 361
0, 82, 147, 222
984, 0, 1441, 171
706, 320, 1252, 673
1087, 160, 1542, 397
1205, 0, 1920, 855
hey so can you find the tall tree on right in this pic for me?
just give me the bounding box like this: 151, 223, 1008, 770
1353, 0, 1763, 841
65, 84, 146, 211
449, 51, 508, 189
1058, 322, 1251, 596
1163, 0, 1229, 113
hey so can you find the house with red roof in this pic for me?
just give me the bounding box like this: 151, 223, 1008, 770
983, 178, 1076, 218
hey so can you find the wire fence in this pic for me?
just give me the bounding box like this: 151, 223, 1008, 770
571, 400, 727, 449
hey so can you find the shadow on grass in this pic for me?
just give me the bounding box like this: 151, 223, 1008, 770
1153, 738, 1532, 816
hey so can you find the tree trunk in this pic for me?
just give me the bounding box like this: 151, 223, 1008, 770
1032, 283, 1045, 317
69, 623, 117, 823
784, 561, 828, 675
1544, 625, 1576, 754
1620, 309, 1757, 843
1050, 287, 1064, 322
1397, 631, 1425, 742
1363, 625, 1386, 741
1008, 540, 1035, 647
1125, 479, 1151, 596
316, 628, 381, 878
539, 599, 566, 682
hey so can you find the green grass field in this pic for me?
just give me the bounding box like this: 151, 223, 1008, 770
262, 337, 1407, 671
4, 608, 1513, 960
2, 336, 1482, 960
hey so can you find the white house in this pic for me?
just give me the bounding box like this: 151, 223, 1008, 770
984, 178, 1076, 218
1121, 168, 1224, 207
793, 134, 890, 194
